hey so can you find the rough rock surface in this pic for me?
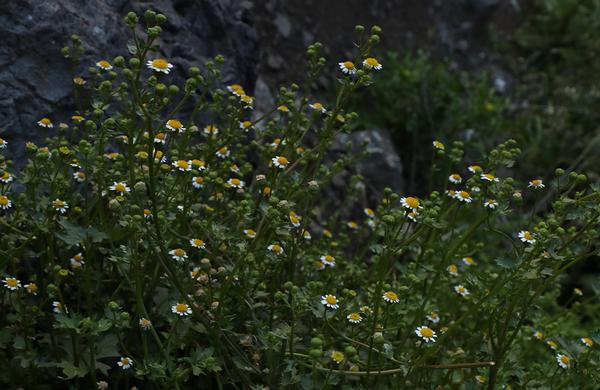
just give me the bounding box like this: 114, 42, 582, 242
330, 129, 404, 204
0, 0, 258, 163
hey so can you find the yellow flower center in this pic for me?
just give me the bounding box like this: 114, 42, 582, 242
385, 291, 398, 301
174, 249, 185, 257
277, 156, 289, 165
343, 61, 355, 69
0, 196, 9, 205
2, 172, 10, 180
218, 147, 228, 154
459, 191, 470, 198
40, 118, 51, 125
524, 231, 533, 240
312, 102, 323, 109
531, 180, 542, 186
420, 327, 434, 337
583, 338, 593, 346
194, 177, 204, 184
483, 174, 495, 180
193, 239, 204, 246
560, 355, 570, 365
167, 119, 182, 129
348, 313, 360, 321
271, 244, 282, 253
121, 358, 130, 365
448, 265, 457, 273
278, 105, 289, 112
115, 183, 126, 193
242, 120, 252, 128
151, 59, 169, 69
230, 178, 241, 186
326, 296, 337, 305
365, 57, 379, 66
53, 200, 65, 208
144, 209, 152, 216
7, 278, 17, 287
176, 160, 189, 169
98, 60, 111, 69
405, 197, 420, 208
324, 255, 334, 262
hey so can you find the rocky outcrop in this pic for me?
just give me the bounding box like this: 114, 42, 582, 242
0, 0, 258, 163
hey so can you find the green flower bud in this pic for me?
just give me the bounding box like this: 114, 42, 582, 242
310, 337, 323, 347
108, 301, 120, 311
144, 9, 156, 26
129, 57, 140, 69
355, 25, 365, 33
156, 13, 167, 25
114, 56, 125, 67
169, 85, 180, 95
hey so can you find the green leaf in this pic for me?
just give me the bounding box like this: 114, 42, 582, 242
57, 361, 88, 379
495, 257, 518, 269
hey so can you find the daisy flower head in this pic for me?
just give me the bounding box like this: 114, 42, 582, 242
533, 330, 544, 340
109, 182, 130, 195
400, 196, 422, 211
203, 124, 219, 136
244, 229, 256, 239
71, 115, 84, 123
117, 356, 133, 369
382, 290, 400, 303
277, 105, 290, 113
234, 122, 252, 134
347, 312, 363, 324
37, 117, 53, 128
475, 375, 486, 384
547, 340, 558, 350
581, 337, 594, 348
227, 177, 245, 189
454, 284, 469, 297
302, 229, 312, 240
407, 211, 419, 222
52, 301, 67, 314
449, 173, 462, 184
0, 171, 13, 184
74, 77, 86, 85
455, 191, 473, 203
556, 353, 571, 369
146, 58, 173, 74
362, 57, 382, 70
364, 208, 375, 218
172, 302, 192, 316
73, 171, 86, 182
573, 287, 583, 296
139, 318, 152, 331
462, 256, 476, 266
52, 199, 69, 214
190, 239, 205, 249
321, 294, 339, 309
339, 60, 357, 74
0, 138, 7, 149
309, 102, 326, 113
3, 276, 21, 291
289, 211, 301, 227
480, 173, 499, 182
154, 132, 167, 144
227, 84, 245, 97
415, 325, 437, 343
320, 255, 335, 267
432, 140, 445, 150
447, 264, 458, 276
169, 248, 188, 262
172, 160, 192, 172
468, 165, 483, 174
143, 208, 153, 220
426, 312, 440, 324
331, 350, 345, 364
484, 199, 498, 209
24, 282, 38, 295
240, 94, 254, 109
70, 253, 85, 268
313, 260, 326, 271
272, 156, 289, 169
267, 244, 284, 255
192, 176, 204, 189
166, 119, 185, 133
518, 230, 535, 244
346, 221, 359, 230
96, 60, 112, 70
192, 159, 207, 171
528, 179, 545, 189
216, 146, 230, 159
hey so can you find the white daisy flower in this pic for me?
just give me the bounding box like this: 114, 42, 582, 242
382, 290, 400, 303
415, 326, 437, 343
96, 60, 113, 70
192, 176, 204, 189
272, 156, 289, 169
528, 179, 545, 189
347, 312, 363, 323
484, 199, 498, 209
216, 147, 230, 159
117, 356, 133, 369
518, 230, 535, 244
169, 248, 188, 262
448, 174, 462, 184
109, 182, 131, 195
454, 285, 469, 297
426, 312, 440, 324
172, 160, 192, 172
166, 119, 185, 133
320, 255, 336, 267
339, 61, 357, 74
3, 276, 21, 291
227, 178, 244, 188
321, 294, 339, 309
37, 117, 54, 128
454, 191, 473, 203
52, 199, 69, 214
0, 195, 12, 210
267, 244, 284, 255
480, 173, 499, 182
190, 239, 205, 249
556, 353, 571, 369
362, 57, 382, 70
146, 58, 173, 74
309, 102, 326, 113
172, 302, 192, 316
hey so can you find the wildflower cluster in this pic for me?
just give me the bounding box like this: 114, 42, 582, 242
0, 11, 598, 389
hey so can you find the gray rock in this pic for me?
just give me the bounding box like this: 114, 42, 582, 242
273, 12, 291, 38
330, 129, 404, 201
0, 0, 258, 166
